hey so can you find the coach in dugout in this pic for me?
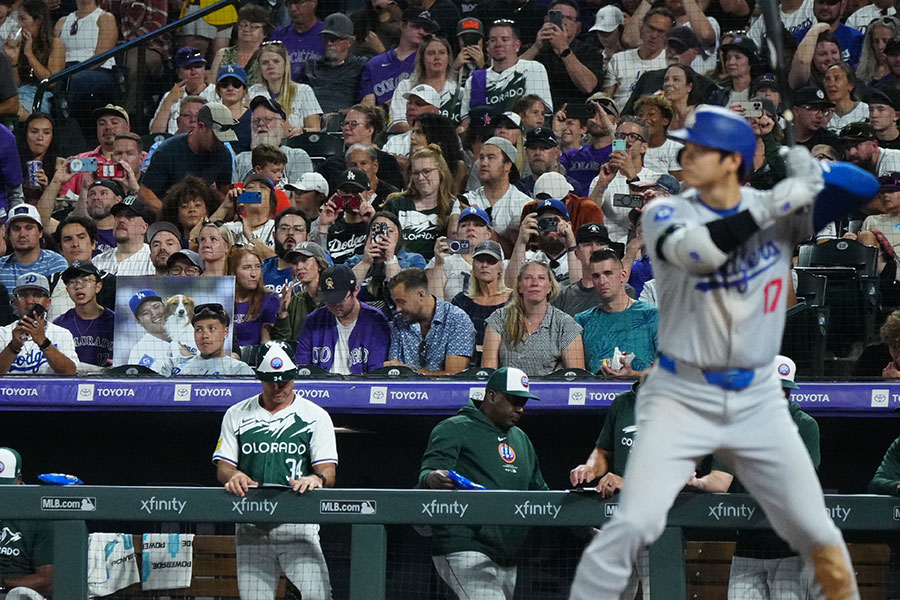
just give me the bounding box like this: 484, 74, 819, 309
0, 447, 53, 599
213, 340, 337, 600
419, 366, 548, 599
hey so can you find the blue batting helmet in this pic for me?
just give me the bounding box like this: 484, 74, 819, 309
668, 105, 756, 179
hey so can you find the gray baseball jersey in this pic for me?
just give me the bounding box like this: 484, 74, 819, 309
642, 188, 814, 370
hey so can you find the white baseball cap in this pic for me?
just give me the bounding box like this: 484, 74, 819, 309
485, 366, 539, 400
534, 172, 574, 200
590, 5, 624, 32
0, 447, 22, 484
284, 172, 329, 196
774, 355, 799, 389
7, 204, 42, 228
403, 83, 441, 108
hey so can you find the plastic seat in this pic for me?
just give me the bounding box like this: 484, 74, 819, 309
282, 132, 345, 162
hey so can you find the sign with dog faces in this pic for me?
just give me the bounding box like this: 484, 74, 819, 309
112, 276, 236, 373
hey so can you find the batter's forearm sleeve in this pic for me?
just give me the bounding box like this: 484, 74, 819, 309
656, 214, 755, 274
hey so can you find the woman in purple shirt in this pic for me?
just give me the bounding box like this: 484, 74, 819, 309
229, 247, 279, 347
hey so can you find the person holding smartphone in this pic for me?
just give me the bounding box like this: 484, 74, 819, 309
0, 272, 76, 375
314, 168, 376, 264
211, 173, 277, 258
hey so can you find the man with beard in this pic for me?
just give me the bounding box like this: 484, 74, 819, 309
560, 94, 619, 195
147, 221, 183, 276
0, 205, 66, 297
841, 121, 900, 175
232, 96, 314, 186
515, 127, 583, 197
506, 198, 580, 286
385, 267, 474, 374
59, 104, 133, 197
298, 14, 367, 115
262, 208, 310, 293
84, 179, 124, 254
92, 196, 156, 276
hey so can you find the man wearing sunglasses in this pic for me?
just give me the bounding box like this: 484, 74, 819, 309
170, 304, 252, 375
589, 117, 660, 244
841, 120, 900, 175
419, 366, 547, 599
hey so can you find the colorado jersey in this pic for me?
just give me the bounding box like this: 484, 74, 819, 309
460, 60, 551, 119
642, 187, 814, 369
213, 392, 338, 486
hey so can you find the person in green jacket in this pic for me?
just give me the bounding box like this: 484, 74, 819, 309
869, 436, 900, 495
270, 242, 327, 343
419, 366, 548, 600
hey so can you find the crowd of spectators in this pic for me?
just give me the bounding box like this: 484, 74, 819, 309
1, 0, 900, 378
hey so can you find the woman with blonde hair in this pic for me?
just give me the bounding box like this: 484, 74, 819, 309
248, 41, 322, 135
451, 240, 511, 356
481, 258, 584, 375
858, 16, 899, 85
195, 220, 233, 276
382, 144, 456, 261
389, 35, 459, 132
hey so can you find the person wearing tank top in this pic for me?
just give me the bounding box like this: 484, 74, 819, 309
54, 0, 117, 108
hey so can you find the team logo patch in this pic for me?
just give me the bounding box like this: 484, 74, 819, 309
498, 443, 516, 463
325, 277, 334, 290
25, 274, 37, 284
520, 375, 528, 388
0, 460, 5, 474
139, 354, 154, 367
778, 363, 791, 376
654, 206, 673, 222
271, 357, 283, 370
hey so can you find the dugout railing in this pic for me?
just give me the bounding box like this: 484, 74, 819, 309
1, 486, 899, 599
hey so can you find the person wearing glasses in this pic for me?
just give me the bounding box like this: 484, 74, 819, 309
213, 65, 251, 152
790, 86, 841, 150
360, 8, 439, 107
559, 93, 620, 194
297, 13, 367, 116
149, 47, 216, 135
262, 207, 309, 293
482, 258, 584, 374
169, 304, 253, 376
0, 272, 76, 375
209, 5, 269, 85
460, 19, 552, 123
419, 366, 548, 599
623, 0, 719, 73
602, 8, 673, 112
249, 41, 323, 135
520, 0, 604, 107
318, 103, 405, 191
383, 144, 454, 260
296, 263, 390, 372
166, 249, 205, 276
53, 260, 113, 369
589, 117, 661, 244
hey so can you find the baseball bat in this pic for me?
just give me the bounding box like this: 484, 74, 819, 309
759, 0, 795, 146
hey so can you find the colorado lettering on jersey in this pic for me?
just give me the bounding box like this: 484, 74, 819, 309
290, 49, 322, 68
241, 441, 308, 455
373, 73, 410, 101
695, 240, 781, 294
486, 73, 527, 111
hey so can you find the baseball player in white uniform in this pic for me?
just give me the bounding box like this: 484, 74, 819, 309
213, 341, 337, 600
569, 105, 878, 600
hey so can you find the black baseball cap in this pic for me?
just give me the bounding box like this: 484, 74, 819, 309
318, 264, 357, 304
666, 26, 702, 52
793, 86, 835, 108
839, 121, 876, 143
249, 95, 287, 120
864, 85, 900, 111
336, 168, 369, 191
576, 222, 612, 245
750, 73, 778, 96
720, 36, 758, 60
61, 260, 101, 283
456, 17, 484, 38
525, 126, 559, 148
110, 195, 156, 224
89, 178, 125, 198
402, 7, 439, 32
468, 105, 495, 138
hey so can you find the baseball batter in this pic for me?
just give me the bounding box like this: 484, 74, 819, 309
213, 341, 337, 600
569, 105, 875, 600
